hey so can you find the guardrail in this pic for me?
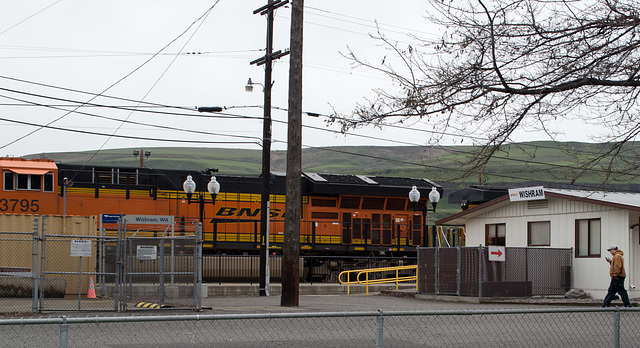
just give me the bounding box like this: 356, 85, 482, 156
339, 265, 417, 295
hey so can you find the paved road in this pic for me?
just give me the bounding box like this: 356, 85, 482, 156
200, 293, 543, 314
2, 293, 639, 348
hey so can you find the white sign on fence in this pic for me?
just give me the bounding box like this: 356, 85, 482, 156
123, 215, 174, 225
488, 246, 506, 262
137, 245, 158, 260
70, 240, 92, 257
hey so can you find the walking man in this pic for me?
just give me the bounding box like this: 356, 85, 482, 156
603, 244, 632, 307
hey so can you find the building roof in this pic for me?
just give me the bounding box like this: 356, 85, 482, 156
437, 188, 640, 226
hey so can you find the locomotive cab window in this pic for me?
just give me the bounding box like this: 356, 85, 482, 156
4, 172, 13, 191
17, 174, 41, 190
4, 171, 53, 192
43, 173, 54, 192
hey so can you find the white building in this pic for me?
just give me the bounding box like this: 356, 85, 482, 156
437, 187, 640, 299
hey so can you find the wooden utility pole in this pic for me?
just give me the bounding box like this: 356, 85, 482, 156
282, 0, 303, 307
251, 0, 289, 297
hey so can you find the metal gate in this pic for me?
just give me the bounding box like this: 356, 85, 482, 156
0, 215, 202, 314
105, 215, 203, 312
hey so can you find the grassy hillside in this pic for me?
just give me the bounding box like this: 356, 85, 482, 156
24, 142, 639, 186
22, 141, 640, 221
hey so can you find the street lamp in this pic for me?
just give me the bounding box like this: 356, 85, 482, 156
245, 78, 264, 93
245, 76, 273, 296
183, 169, 221, 226
409, 186, 441, 247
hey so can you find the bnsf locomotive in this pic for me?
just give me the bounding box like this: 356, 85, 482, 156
0, 157, 442, 256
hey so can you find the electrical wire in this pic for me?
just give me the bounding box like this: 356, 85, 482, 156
0, 93, 263, 143
0, 1, 64, 36
0, 80, 631, 179
0, 1, 223, 151
0, 115, 258, 145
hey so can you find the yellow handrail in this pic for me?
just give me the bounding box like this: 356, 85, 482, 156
338, 265, 418, 295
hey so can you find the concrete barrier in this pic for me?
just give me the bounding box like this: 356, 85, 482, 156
0, 276, 66, 298
96, 283, 416, 299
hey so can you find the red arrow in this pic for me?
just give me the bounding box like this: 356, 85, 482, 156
490, 249, 503, 257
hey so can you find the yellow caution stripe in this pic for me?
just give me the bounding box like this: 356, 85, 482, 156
135, 302, 171, 309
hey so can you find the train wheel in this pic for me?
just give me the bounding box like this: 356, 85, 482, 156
329, 270, 339, 283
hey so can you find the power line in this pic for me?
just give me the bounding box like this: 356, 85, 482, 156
0, 93, 263, 143
0, 0, 64, 36
0, 115, 259, 145
1, 79, 631, 179
0, 1, 222, 151
304, 5, 435, 41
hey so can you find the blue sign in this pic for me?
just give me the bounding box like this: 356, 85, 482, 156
101, 214, 123, 224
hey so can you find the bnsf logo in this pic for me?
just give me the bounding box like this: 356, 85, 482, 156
214, 207, 284, 218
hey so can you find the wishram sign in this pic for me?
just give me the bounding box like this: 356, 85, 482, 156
508, 186, 545, 202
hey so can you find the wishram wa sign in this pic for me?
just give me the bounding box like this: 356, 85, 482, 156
508, 186, 545, 202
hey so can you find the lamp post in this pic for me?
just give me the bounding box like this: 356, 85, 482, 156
183, 169, 221, 226
245, 76, 272, 296
250, 0, 289, 297
409, 186, 441, 247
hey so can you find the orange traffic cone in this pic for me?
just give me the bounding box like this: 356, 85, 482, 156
87, 276, 96, 299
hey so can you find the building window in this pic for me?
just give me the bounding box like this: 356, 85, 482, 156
528, 221, 551, 246
576, 218, 601, 257
486, 223, 506, 246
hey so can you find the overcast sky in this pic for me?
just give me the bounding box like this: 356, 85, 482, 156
0, 0, 594, 158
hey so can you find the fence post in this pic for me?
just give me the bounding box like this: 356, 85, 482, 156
416, 247, 421, 294
613, 309, 620, 348
478, 245, 483, 298
456, 246, 461, 296
159, 237, 165, 305
59, 315, 68, 348
435, 247, 440, 295
32, 217, 40, 313
196, 222, 203, 310
39, 216, 46, 311
376, 309, 384, 348
115, 218, 124, 312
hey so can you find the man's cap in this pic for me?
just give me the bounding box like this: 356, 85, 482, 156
607, 244, 618, 251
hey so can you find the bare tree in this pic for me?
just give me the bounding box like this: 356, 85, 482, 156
337, 0, 640, 185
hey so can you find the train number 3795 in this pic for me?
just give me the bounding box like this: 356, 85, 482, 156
0, 199, 39, 212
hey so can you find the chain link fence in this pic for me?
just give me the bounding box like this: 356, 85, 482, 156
1, 308, 639, 347
0, 215, 202, 314
418, 246, 573, 297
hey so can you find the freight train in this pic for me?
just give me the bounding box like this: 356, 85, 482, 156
1, 157, 443, 280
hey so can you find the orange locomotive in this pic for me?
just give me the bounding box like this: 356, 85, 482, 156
1, 157, 442, 256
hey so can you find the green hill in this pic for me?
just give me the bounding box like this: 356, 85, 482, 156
24, 142, 638, 186
22, 141, 640, 221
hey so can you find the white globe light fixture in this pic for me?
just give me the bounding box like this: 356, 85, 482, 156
409, 186, 420, 209
183, 175, 196, 203
208, 176, 221, 203
428, 186, 441, 211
